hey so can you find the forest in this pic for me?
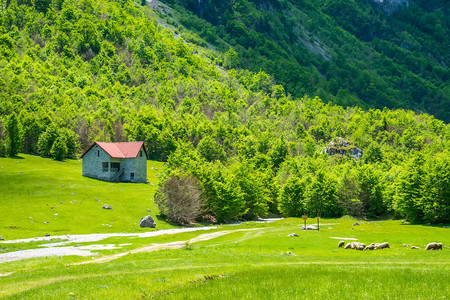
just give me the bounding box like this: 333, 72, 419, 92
0, 0, 449, 225
162, 0, 450, 121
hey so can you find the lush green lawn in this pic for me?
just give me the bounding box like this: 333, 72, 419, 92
0, 154, 169, 240
0, 218, 448, 299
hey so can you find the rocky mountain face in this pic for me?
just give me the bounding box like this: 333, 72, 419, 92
372, 0, 409, 15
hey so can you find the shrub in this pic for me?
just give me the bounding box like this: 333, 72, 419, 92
155, 174, 204, 225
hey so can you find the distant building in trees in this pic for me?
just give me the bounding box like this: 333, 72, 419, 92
322, 137, 363, 160
80, 142, 149, 183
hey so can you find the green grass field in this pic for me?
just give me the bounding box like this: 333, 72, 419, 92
0, 155, 449, 299
0, 154, 169, 240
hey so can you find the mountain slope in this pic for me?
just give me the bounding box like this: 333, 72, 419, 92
158, 0, 450, 121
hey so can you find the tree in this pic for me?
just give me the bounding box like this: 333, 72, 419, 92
278, 176, 306, 217
155, 174, 204, 225
50, 137, 68, 161
6, 113, 22, 157
306, 171, 341, 217
197, 136, 226, 162
394, 153, 425, 223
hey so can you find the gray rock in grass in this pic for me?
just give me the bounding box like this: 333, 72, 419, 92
140, 215, 156, 228
353, 222, 360, 226
288, 233, 299, 237
102, 204, 112, 210
0, 236, 4, 240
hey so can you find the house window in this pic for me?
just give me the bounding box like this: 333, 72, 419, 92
130, 173, 135, 180
98, 150, 100, 157
140, 151, 142, 157
102, 162, 108, 172
110, 162, 120, 172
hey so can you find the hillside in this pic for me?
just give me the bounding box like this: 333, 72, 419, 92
158, 0, 450, 121
0, 155, 166, 239
0, 0, 449, 225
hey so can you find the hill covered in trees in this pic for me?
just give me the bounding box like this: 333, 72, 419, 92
159, 0, 450, 121
0, 0, 448, 224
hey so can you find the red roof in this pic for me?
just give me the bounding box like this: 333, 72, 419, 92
80, 142, 149, 159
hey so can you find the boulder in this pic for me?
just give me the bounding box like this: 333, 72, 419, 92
140, 215, 156, 228
0, 236, 3, 240
353, 222, 360, 226
102, 204, 112, 210
288, 233, 299, 237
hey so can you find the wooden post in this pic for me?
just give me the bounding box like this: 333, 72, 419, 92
302, 215, 308, 229
316, 216, 320, 231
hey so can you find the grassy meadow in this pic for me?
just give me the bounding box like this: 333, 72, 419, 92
0, 218, 448, 299
0, 154, 168, 240
0, 155, 449, 299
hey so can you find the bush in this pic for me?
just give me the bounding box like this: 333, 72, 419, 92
155, 174, 204, 225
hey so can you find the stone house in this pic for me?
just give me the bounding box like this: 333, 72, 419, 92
80, 142, 149, 183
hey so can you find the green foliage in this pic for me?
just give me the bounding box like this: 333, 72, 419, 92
6, 113, 22, 157
50, 137, 67, 161
278, 176, 305, 217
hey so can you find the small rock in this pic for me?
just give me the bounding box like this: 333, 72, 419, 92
353, 222, 360, 226
102, 204, 112, 210
95, 199, 101, 202
411, 246, 420, 250
75, 244, 83, 247
140, 215, 156, 228
288, 233, 299, 237
44, 222, 49, 224
146, 209, 151, 212
0, 236, 4, 240
72, 193, 75, 196
45, 233, 50, 237
61, 185, 64, 187
60, 202, 63, 204
302, 225, 318, 230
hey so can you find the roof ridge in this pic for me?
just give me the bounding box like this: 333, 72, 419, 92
113, 143, 125, 158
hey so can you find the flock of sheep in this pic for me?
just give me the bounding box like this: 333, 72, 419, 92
338, 241, 443, 251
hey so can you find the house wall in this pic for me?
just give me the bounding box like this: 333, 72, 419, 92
134, 148, 147, 183
82, 145, 111, 180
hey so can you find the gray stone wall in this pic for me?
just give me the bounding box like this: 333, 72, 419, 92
82, 145, 111, 180
134, 149, 148, 183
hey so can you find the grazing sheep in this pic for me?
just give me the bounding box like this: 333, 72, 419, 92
364, 243, 376, 251
344, 242, 352, 249
375, 242, 390, 249
348, 242, 366, 250
425, 242, 443, 250
338, 241, 345, 248
356, 244, 365, 251
411, 246, 420, 250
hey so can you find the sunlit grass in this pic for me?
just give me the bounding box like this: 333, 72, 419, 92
0, 154, 168, 240
0, 218, 448, 299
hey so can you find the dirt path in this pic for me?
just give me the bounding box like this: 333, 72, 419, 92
71, 229, 261, 265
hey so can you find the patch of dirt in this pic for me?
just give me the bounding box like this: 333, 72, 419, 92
330, 237, 358, 240
71, 228, 262, 266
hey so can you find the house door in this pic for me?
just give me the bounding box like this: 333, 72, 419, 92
130, 172, 135, 181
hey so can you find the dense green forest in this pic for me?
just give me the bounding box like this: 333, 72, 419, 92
0, 0, 448, 224
161, 0, 450, 121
